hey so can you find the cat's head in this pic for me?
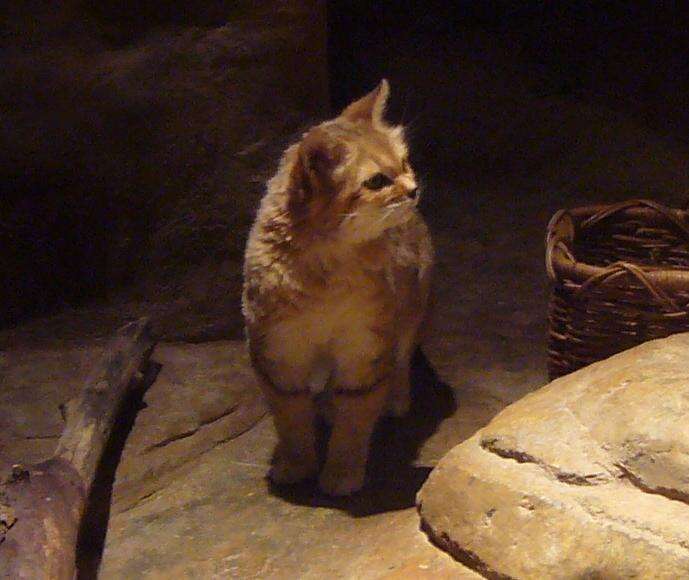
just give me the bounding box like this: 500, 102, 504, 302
288, 80, 419, 242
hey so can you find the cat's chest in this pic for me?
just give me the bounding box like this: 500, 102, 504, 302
315, 264, 391, 318
266, 280, 390, 362
294, 255, 393, 317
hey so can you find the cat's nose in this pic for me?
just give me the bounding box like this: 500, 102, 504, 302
407, 188, 419, 201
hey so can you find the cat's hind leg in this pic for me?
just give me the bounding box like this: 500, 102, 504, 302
385, 306, 425, 417
386, 329, 415, 418
386, 261, 432, 417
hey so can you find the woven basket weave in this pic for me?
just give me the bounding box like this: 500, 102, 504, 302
546, 199, 689, 380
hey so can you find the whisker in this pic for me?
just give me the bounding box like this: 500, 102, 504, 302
375, 206, 399, 227
385, 201, 408, 210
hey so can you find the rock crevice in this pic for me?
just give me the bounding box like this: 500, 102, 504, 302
145, 403, 241, 451
480, 437, 614, 486
616, 462, 689, 507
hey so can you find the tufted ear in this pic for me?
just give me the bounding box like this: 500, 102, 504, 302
288, 127, 347, 210
340, 79, 390, 126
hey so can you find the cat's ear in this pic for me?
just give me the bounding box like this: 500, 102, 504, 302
340, 79, 390, 125
289, 128, 347, 208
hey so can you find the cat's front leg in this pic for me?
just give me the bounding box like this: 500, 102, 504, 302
319, 380, 390, 496
255, 324, 322, 484
264, 386, 318, 484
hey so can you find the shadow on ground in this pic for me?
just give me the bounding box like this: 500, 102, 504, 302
268, 350, 457, 517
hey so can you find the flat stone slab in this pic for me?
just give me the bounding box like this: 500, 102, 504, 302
1, 336, 493, 578
100, 417, 482, 579
418, 333, 689, 579
0, 341, 266, 498
97, 349, 496, 578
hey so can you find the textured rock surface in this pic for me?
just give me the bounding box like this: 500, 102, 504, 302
0, 341, 266, 492
107, 341, 267, 512
418, 334, 689, 579
94, 348, 493, 578
0, 338, 491, 578
1, 0, 327, 329
99, 413, 483, 579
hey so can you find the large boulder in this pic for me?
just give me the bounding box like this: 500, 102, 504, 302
418, 333, 689, 579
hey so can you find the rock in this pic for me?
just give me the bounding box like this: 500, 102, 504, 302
1, 0, 328, 330
0, 340, 266, 503
99, 410, 482, 580
418, 333, 689, 579
1, 332, 486, 578
0, 343, 97, 481
110, 341, 266, 512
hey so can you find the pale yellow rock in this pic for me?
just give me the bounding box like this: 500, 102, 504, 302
418, 333, 689, 579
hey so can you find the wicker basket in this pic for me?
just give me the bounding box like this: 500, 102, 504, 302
546, 199, 689, 380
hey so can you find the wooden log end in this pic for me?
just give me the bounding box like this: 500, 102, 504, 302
0, 459, 85, 579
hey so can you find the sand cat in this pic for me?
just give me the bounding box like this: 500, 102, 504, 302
242, 80, 433, 496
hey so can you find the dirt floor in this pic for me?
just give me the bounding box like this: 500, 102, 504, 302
3, 7, 689, 578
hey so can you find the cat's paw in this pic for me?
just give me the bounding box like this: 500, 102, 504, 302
384, 395, 411, 418
269, 455, 317, 485
318, 465, 365, 496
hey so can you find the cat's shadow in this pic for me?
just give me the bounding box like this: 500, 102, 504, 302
268, 349, 457, 517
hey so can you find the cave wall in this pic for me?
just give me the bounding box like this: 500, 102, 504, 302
1, 0, 328, 328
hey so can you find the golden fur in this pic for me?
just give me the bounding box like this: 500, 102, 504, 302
242, 80, 433, 495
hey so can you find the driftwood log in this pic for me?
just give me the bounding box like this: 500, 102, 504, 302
0, 318, 155, 579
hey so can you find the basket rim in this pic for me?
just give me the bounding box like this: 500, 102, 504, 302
546, 199, 689, 302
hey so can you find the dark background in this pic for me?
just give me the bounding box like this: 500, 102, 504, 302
329, 1, 689, 127
328, 1, 689, 176
1, 0, 327, 338
2, 0, 689, 339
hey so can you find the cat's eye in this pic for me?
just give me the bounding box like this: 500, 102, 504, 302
363, 173, 393, 190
